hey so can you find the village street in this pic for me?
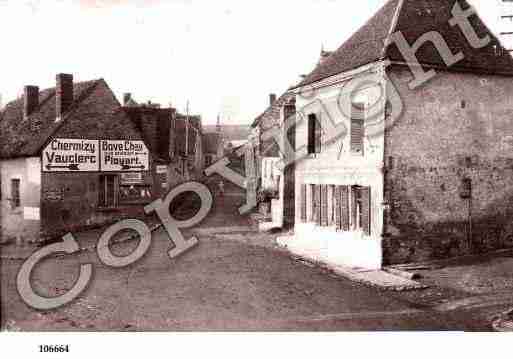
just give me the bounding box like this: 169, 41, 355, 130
2, 183, 513, 331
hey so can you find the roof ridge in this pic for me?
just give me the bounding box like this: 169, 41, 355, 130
382, 0, 405, 58
30, 79, 102, 155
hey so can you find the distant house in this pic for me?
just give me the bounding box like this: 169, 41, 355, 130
0, 74, 164, 243
250, 92, 296, 227
174, 114, 204, 179
284, 0, 513, 269
203, 132, 224, 166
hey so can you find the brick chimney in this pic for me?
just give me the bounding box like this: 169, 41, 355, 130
56, 73, 73, 120
123, 93, 132, 106
269, 93, 277, 107
23, 85, 39, 119
318, 49, 332, 66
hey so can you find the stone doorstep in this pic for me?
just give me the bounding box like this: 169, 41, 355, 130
331, 265, 428, 291
281, 244, 426, 291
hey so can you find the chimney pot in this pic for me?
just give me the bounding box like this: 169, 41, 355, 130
23, 85, 39, 119
56, 73, 73, 120
123, 92, 132, 106
269, 93, 277, 107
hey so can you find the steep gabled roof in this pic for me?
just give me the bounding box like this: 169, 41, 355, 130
296, 0, 513, 88
0, 80, 99, 158
0, 78, 146, 159
251, 92, 295, 129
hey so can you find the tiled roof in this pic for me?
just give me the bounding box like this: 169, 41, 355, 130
0, 78, 145, 159
296, 0, 513, 88
251, 92, 295, 129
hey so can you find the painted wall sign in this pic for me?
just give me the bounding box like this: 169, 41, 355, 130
100, 140, 149, 172
42, 139, 99, 172
44, 189, 64, 201
120, 172, 143, 184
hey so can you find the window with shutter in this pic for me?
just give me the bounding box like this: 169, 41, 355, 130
328, 185, 335, 226
315, 114, 322, 154
350, 102, 365, 155
307, 114, 321, 154
300, 184, 307, 222
307, 114, 316, 154
313, 185, 321, 226
10, 178, 21, 209
335, 186, 342, 230
321, 185, 328, 226
309, 184, 316, 222
340, 185, 350, 231
350, 186, 358, 230
360, 187, 371, 235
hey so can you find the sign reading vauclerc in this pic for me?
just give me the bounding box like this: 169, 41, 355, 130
100, 140, 149, 172
42, 139, 99, 172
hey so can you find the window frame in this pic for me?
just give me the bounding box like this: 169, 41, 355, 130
98, 174, 119, 209
10, 178, 21, 209
350, 102, 365, 155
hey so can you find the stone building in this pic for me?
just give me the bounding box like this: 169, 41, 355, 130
0, 74, 168, 243
283, 0, 513, 269
250, 92, 296, 227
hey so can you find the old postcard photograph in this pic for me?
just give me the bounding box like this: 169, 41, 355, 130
1, 0, 513, 355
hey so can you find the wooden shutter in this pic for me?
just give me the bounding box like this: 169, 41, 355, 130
350, 186, 357, 230
315, 114, 322, 154
300, 184, 307, 222
361, 187, 371, 235
308, 184, 314, 222
321, 185, 328, 226
328, 185, 335, 226
340, 185, 350, 231
313, 185, 321, 226
307, 114, 316, 154
350, 103, 364, 154
335, 186, 342, 230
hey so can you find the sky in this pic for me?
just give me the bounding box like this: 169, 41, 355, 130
0, 0, 504, 125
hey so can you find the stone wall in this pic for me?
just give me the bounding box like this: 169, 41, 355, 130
384, 66, 513, 264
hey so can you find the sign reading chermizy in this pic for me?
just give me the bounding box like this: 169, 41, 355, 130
42, 139, 100, 172
42, 138, 149, 172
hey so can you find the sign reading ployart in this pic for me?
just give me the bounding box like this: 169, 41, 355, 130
100, 140, 149, 172
42, 139, 99, 172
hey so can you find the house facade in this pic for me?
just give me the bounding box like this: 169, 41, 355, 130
0, 74, 167, 243
284, 0, 513, 269
251, 92, 296, 227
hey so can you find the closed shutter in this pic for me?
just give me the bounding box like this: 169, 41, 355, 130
308, 115, 316, 154
335, 186, 342, 230
350, 103, 365, 154
340, 185, 350, 231
361, 187, 371, 235
313, 185, 321, 226
309, 184, 315, 222
321, 185, 328, 226
315, 114, 322, 154
328, 185, 335, 226
350, 186, 357, 230
300, 184, 307, 222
